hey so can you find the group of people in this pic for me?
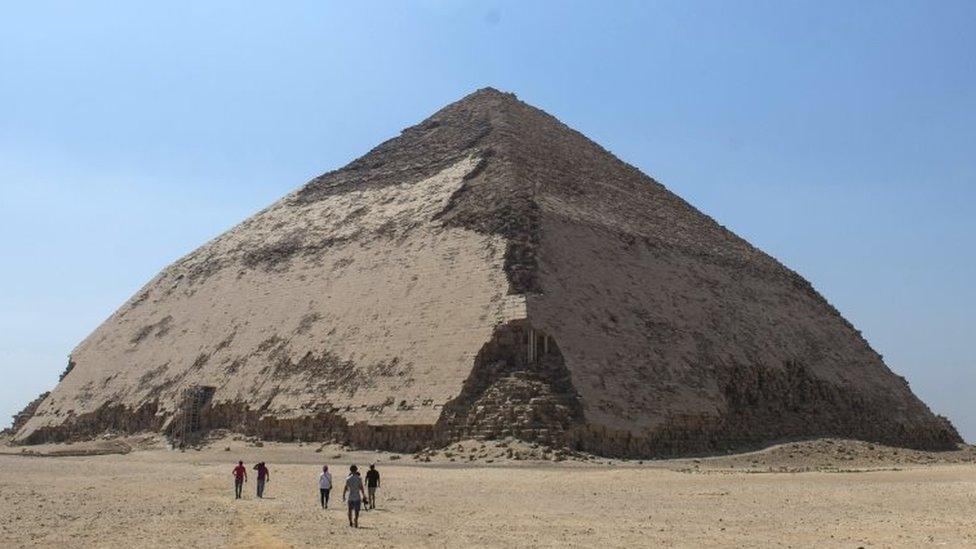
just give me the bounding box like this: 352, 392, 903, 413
232, 461, 381, 528
231, 461, 270, 499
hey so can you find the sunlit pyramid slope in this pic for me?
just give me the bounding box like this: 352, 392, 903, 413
14, 88, 959, 456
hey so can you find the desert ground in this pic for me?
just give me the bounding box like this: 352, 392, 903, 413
1, 435, 975, 548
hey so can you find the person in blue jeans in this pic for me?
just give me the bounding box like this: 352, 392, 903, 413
232, 461, 247, 499
254, 462, 270, 498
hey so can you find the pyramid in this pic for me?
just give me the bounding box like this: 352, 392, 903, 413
12, 88, 959, 456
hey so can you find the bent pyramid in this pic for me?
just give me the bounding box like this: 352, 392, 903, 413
14, 88, 959, 456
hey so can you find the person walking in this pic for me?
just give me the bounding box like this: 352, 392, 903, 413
343, 465, 366, 528
319, 465, 333, 509
233, 461, 247, 499
254, 462, 270, 498
365, 464, 380, 510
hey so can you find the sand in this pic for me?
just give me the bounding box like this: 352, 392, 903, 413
1, 436, 975, 548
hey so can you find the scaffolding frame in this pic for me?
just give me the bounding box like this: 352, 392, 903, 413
178, 386, 214, 448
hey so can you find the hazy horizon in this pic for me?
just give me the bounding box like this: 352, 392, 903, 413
1, 1, 973, 441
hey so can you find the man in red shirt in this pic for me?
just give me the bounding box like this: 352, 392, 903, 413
253, 462, 270, 498
233, 461, 247, 499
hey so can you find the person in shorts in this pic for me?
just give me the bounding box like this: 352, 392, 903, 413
343, 465, 366, 528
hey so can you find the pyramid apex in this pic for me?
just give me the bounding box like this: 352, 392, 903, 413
457, 86, 519, 104
469, 86, 514, 97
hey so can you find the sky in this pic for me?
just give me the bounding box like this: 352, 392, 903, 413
1, 1, 973, 440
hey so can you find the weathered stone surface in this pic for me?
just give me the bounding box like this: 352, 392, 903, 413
12, 88, 959, 456
3, 392, 50, 436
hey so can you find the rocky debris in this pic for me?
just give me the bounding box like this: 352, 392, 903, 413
58, 359, 76, 381
438, 321, 583, 446
3, 392, 50, 436
410, 438, 595, 464
669, 439, 976, 474
0, 434, 162, 457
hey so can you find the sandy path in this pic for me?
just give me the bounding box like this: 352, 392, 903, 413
1, 443, 975, 548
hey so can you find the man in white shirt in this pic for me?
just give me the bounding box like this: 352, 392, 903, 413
342, 464, 366, 528
318, 465, 333, 509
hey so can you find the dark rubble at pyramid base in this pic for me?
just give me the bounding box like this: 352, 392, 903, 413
13, 321, 959, 458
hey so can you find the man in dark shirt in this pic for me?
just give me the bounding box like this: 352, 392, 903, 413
232, 461, 247, 499
254, 462, 270, 498
365, 464, 380, 509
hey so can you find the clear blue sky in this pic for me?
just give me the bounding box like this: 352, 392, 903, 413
1, 1, 973, 441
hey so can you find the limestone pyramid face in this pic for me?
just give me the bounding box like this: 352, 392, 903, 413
14, 88, 959, 456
